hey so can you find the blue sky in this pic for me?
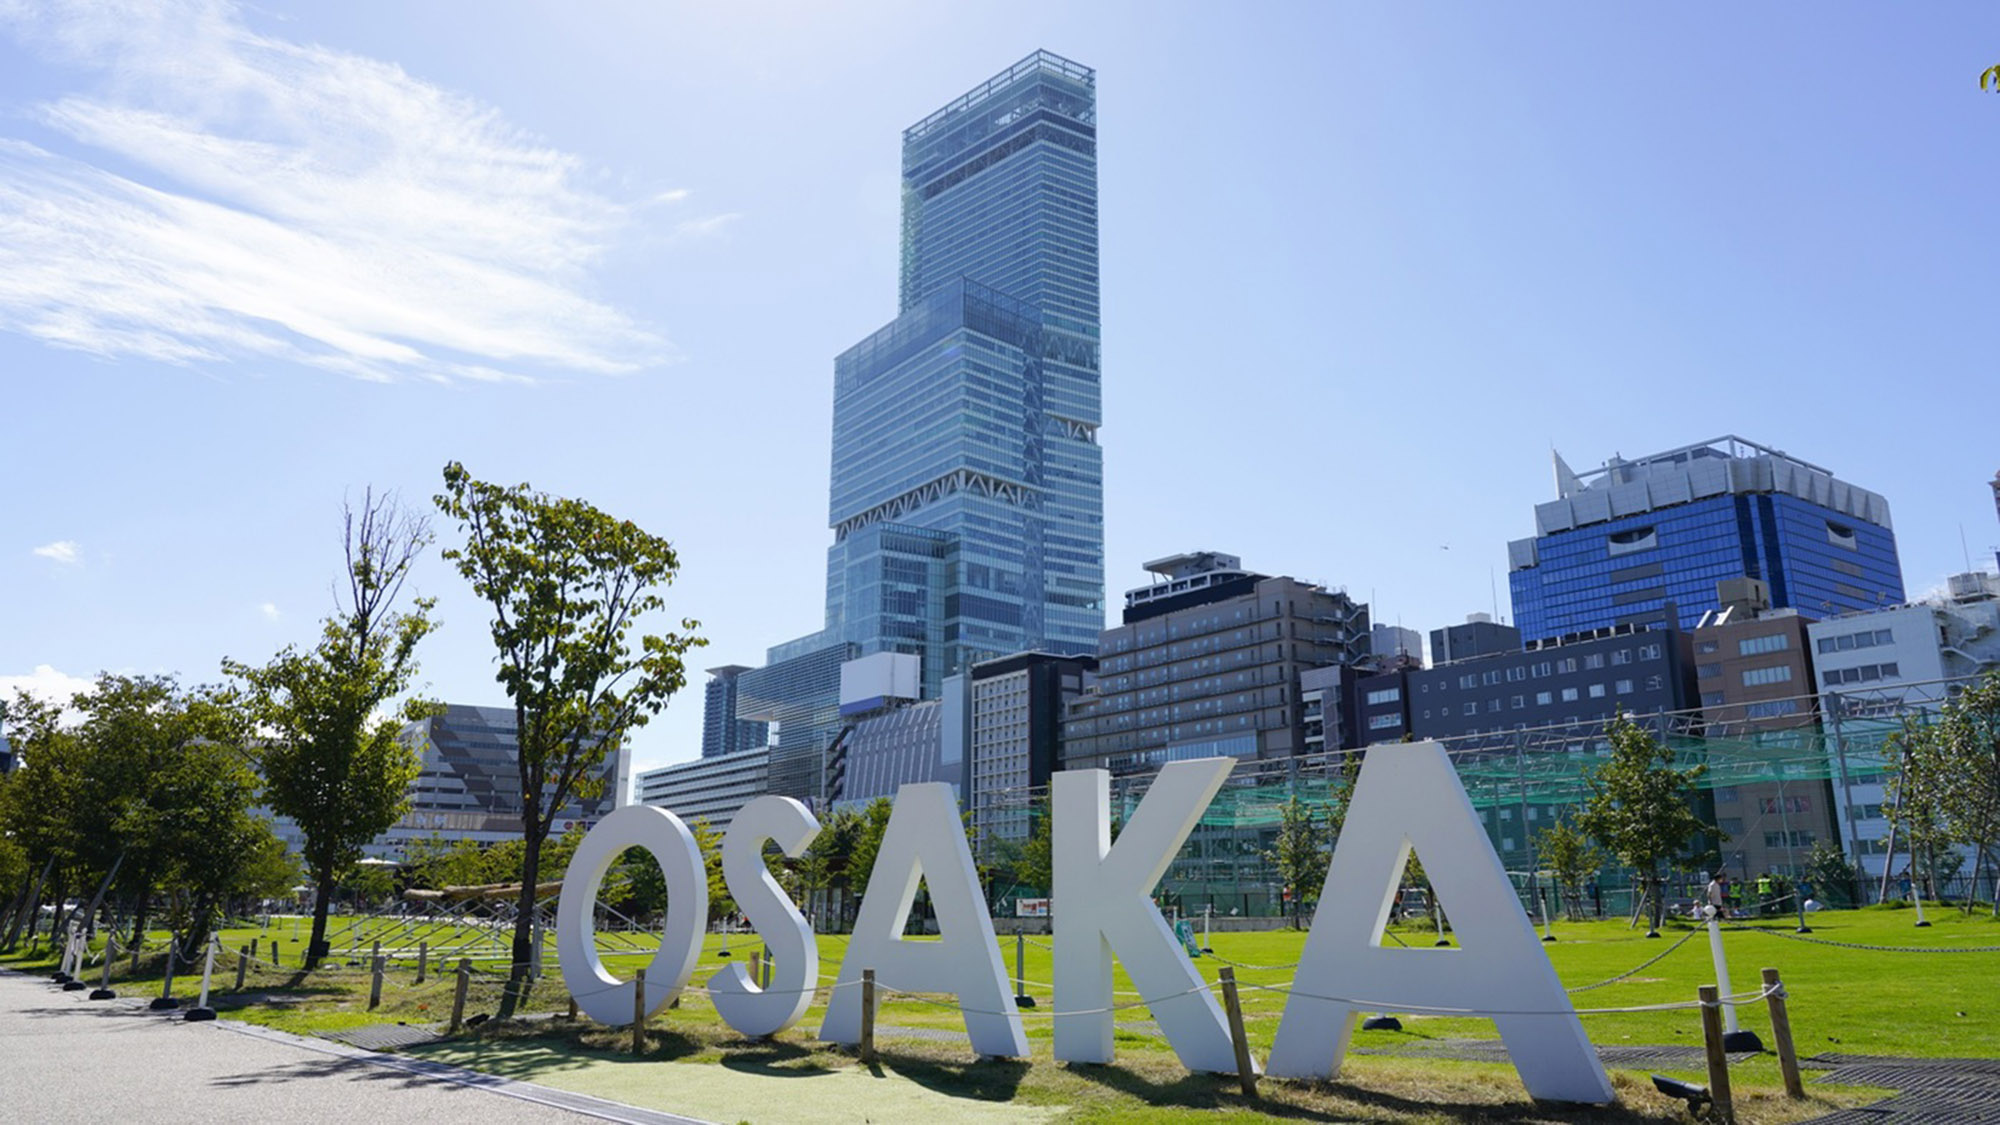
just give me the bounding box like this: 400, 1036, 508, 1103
6, 2, 1999, 781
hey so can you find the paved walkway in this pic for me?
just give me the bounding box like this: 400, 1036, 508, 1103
0, 969, 708, 1124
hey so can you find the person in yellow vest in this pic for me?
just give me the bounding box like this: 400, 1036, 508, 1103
1756, 874, 1774, 916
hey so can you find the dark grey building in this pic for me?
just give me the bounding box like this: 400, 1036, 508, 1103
1430, 614, 1521, 665
1378, 622, 1694, 749
700, 665, 768, 760
1061, 552, 1371, 773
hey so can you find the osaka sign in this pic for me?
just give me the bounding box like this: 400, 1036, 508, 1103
556, 741, 1613, 1104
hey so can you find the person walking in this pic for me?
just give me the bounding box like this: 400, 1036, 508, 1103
1705, 872, 1730, 919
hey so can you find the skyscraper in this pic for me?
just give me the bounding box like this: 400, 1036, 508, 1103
1507, 436, 1903, 640
824, 50, 1105, 695
699, 665, 767, 759
743, 51, 1106, 804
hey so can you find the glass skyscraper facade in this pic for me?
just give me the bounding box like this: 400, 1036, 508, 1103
824, 50, 1105, 691
699, 665, 767, 759
1508, 437, 1904, 640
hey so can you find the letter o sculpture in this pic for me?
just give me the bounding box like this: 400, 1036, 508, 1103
557, 804, 707, 1025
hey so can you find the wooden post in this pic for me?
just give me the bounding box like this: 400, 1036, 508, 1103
249, 937, 258, 962
1219, 967, 1258, 1098
748, 952, 762, 990
449, 959, 470, 1033
235, 946, 249, 991
371, 939, 381, 968
859, 969, 877, 1064
1698, 985, 1736, 1124
417, 941, 428, 985
631, 968, 648, 1055
1761, 968, 1805, 1099
269, 941, 281, 970
368, 954, 385, 1009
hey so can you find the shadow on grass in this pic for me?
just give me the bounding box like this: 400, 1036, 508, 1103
874, 1052, 1031, 1104
717, 1038, 840, 1079
1061, 1063, 1674, 1124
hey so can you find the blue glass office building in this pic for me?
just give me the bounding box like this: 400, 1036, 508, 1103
824, 50, 1105, 693
1508, 437, 1904, 640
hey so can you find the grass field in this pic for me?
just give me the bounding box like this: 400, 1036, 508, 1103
8, 903, 1993, 1122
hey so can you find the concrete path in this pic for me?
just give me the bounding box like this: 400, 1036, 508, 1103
0, 969, 709, 1124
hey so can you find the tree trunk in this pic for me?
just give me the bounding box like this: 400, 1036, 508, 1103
502, 826, 544, 1017
1, 860, 49, 951
129, 890, 151, 953
306, 864, 337, 970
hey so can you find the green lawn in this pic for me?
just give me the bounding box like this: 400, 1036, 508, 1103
9, 904, 1991, 1123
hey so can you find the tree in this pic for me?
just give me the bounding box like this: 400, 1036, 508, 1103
1266, 792, 1331, 930
1015, 798, 1053, 895
1883, 714, 1954, 905
1575, 710, 1710, 934
435, 462, 704, 1012
1804, 843, 1862, 908
1984, 64, 2000, 92
1896, 671, 2000, 915
845, 798, 895, 905
226, 490, 438, 968
1535, 815, 1605, 921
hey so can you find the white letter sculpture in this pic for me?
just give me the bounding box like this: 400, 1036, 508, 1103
820, 782, 1027, 1058
557, 804, 708, 1025
707, 796, 821, 1037
1266, 741, 1613, 1104
1052, 758, 1246, 1073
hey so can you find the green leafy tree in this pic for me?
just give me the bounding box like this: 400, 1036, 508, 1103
435, 462, 704, 1010
1535, 815, 1605, 921
402, 835, 489, 891
846, 798, 895, 905
1575, 710, 1709, 933
1015, 798, 1053, 895
226, 491, 437, 966
797, 806, 861, 930
691, 818, 734, 924
1884, 714, 1954, 905
1266, 792, 1331, 930
1804, 843, 1862, 908
1896, 672, 2000, 914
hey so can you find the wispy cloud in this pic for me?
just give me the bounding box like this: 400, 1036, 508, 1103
259, 601, 281, 622
0, 0, 673, 382
32, 539, 80, 564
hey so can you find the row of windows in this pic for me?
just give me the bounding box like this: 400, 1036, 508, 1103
1817, 628, 1894, 654
1823, 662, 1900, 686
1742, 665, 1794, 687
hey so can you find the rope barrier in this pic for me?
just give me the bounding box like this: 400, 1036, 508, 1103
1725, 925, 2000, 953
1564, 928, 1699, 993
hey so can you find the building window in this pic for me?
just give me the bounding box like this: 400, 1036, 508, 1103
1535, 691, 1553, 705
1611, 649, 1632, 665
1696, 640, 1720, 655
1739, 633, 1790, 656
1487, 699, 1502, 713
1463, 702, 1477, 716
1588, 683, 1606, 698
1557, 658, 1578, 674
1817, 628, 1894, 654
1715, 786, 1739, 803
1698, 663, 1721, 680
1584, 654, 1606, 670
1639, 643, 1662, 660
1742, 665, 1794, 687
1822, 662, 1899, 686
1560, 687, 1579, 702
1366, 686, 1401, 705
1512, 694, 1525, 709
1614, 679, 1634, 694
1368, 713, 1402, 730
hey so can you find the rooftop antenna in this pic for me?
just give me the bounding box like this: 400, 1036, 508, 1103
1490, 566, 1500, 622
1962, 524, 1974, 573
